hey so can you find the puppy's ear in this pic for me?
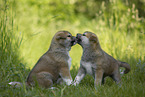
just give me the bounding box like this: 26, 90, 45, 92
90, 35, 97, 42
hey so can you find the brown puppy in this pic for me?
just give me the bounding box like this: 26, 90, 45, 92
73, 31, 130, 89
9, 31, 76, 88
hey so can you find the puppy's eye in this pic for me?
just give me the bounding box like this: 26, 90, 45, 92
67, 35, 71, 37
83, 33, 86, 36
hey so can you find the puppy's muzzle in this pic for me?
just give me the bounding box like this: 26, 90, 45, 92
71, 36, 76, 46
76, 34, 82, 43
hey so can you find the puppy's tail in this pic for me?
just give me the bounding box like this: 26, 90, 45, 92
119, 62, 131, 74
9, 82, 23, 88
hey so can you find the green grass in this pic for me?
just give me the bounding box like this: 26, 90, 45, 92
0, 0, 145, 97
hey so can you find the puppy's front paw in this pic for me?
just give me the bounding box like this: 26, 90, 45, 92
73, 82, 77, 86
63, 78, 73, 86
72, 80, 79, 86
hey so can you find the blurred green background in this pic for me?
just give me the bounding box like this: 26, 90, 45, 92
0, 0, 145, 96
1, 0, 144, 68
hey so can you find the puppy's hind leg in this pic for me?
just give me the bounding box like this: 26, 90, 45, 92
111, 71, 122, 86
37, 72, 53, 88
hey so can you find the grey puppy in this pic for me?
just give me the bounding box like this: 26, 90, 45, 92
9, 31, 76, 88
73, 31, 130, 89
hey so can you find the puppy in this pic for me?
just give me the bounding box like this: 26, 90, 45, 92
9, 31, 76, 88
73, 31, 130, 89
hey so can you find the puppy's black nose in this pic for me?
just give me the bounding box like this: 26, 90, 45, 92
71, 36, 76, 46
72, 36, 76, 41
76, 34, 82, 39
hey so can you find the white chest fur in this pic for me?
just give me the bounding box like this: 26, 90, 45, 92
81, 61, 93, 75
81, 36, 89, 44
67, 52, 72, 69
